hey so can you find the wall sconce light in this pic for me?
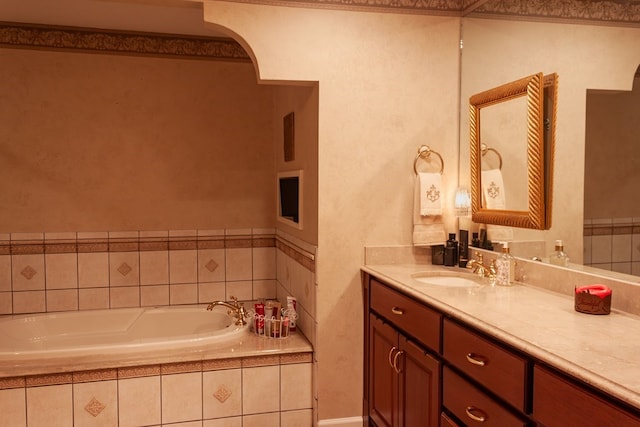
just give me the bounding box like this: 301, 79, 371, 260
454, 187, 471, 217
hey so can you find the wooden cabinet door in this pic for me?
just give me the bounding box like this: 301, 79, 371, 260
399, 336, 441, 427
369, 314, 399, 427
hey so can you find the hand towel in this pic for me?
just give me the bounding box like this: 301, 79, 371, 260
418, 172, 443, 216
481, 168, 514, 241
413, 174, 446, 246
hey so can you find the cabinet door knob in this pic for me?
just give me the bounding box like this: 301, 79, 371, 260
391, 307, 405, 315
465, 406, 487, 422
465, 353, 487, 367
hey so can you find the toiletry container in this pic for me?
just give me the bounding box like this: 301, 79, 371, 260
549, 239, 569, 267
495, 242, 515, 286
444, 233, 459, 267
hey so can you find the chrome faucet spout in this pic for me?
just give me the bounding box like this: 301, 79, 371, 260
206, 296, 247, 326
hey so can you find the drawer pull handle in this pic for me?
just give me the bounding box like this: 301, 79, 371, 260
391, 307, 405, 315
466, 353, 487, 367
465, 406, 487, 422
392, 350, 403, 374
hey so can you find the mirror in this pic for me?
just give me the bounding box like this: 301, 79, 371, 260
469, 72, 557, 230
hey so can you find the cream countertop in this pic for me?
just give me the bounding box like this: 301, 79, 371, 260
363, 263, 640, 410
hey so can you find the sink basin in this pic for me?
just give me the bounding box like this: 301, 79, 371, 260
411, 272, 483, 288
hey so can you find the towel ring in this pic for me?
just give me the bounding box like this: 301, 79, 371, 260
413, 145, 444, 175
481, 143, 503, 170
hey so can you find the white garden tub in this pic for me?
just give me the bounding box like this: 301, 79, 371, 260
0, 305, 248, 368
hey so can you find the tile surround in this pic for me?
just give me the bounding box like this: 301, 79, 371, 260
0, 228, 318, 426
584, 217, 640, 276
0, 354, 313, 426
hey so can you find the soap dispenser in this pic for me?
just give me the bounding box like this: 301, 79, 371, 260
550, 239, 569, 267
495, 242, 515, 286
444, 233, 459, 267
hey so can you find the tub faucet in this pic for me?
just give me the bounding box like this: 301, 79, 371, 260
466, 252, 496, 280
206, 296, 247, 326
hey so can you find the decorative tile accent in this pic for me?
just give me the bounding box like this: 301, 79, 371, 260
213, 385, 232, 403
161, 361, 202, 375
20, 266, 37, 280
205, 259, 219, 272
280, 352, 313, 364
84, 397, 106, 417
117, 263, 132, 276
242, 355, 280, 368
26, 372, 73, 387
225, 238, 252, 249
118, 365, 161, 379
0, 376, 26, 390
202, 358, 243, 372
73, 369, 118, 383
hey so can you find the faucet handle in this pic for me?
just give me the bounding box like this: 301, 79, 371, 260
474, 251, 483, 262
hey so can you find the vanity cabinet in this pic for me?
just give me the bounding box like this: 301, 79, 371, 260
363, 271, 640, 427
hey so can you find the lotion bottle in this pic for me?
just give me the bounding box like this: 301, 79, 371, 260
495, 242, 515, 286
549, 239, 569, 267
444, 233, 458, 267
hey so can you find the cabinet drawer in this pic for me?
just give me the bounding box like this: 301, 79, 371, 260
443, 318, 528, 412
443, 367, 528, 427
533, 365, 640, 426
370, 278, 441, 353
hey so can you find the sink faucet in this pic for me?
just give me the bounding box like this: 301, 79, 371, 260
206, 296, 247, 326
466, 252, 496, 280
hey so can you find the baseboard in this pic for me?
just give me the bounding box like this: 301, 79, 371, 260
318, 416, 364, 427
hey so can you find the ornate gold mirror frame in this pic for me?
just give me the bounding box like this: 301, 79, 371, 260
470, 72, 557, 230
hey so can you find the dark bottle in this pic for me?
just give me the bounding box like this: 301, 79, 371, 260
444, 233, 459, 267
471, 232, 480, 248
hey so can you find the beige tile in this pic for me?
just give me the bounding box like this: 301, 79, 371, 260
203, 368, 242, 420
226, 248, 252, 281
46, 289, 78, 312
118, 376, 161, 427
141, 284, 169, 307
13, 290, 45, 314
0, 291, 12, 314
252, 247, 276, 280
140, 250, 169, 285
253, 279, 277, 300
169, 422, 204, 427
198, 282, 226, 305
242, 365, 279, 415
203, 416, 241, 427
242, 412, 280, 427
0, 388, 26, 426
170, 250, 198, 284
12, 254, 45, 291
78, 288, 110, 310
281, 363, 312, 411
226, 281, 252, 301
73, 380, 118, 427
198, 248, 225, 283
109, 252, 140, 287
45, 253, 78, 289
281, 408, 313, 426
0, 255, 11, 291
78, 252, 109, 288
162, 372, 202, 424
110, 287, 139, 308
26, 384, 72, 427
170, 283, 198, 305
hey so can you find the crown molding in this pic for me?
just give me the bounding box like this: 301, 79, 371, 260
0, 22, 251, 61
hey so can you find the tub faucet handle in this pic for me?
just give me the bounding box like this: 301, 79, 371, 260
206, 296, 248, 326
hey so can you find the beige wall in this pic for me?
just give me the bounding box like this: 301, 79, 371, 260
460, 18, 640, 263
202, 2, 462, 422
0, 48, 278, 232
585, 78, 640, 219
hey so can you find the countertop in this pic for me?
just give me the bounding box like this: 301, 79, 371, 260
363, 263, 640, 410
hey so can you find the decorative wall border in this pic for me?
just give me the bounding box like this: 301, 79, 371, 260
0, 21, 251, 62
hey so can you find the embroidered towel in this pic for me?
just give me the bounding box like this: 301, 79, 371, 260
418, 172, 443, 216
413, 174, 446, 246
481, 168, 514, 241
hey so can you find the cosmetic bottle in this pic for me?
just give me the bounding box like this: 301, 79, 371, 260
495, 242, 515, 286
471, 232, 480, 248
549, 239, 569, 267
444, 233, 459, 267
458, 230, 469, 268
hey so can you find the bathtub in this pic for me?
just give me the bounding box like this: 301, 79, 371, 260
0, 305, 251, 375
